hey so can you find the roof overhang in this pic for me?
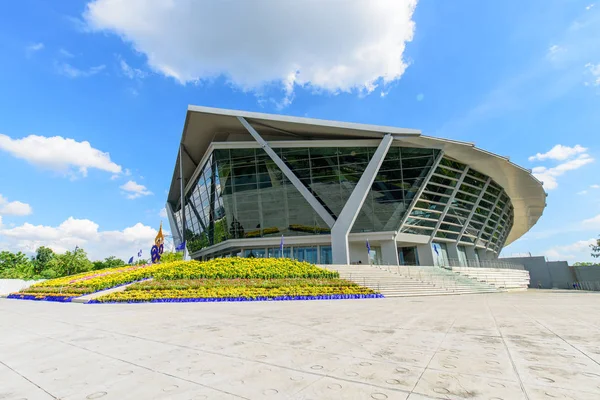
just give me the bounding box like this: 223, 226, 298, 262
168, 105, 546, 247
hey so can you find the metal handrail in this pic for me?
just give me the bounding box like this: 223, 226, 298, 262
442, 258, 525, 270
571, 281, 600, 291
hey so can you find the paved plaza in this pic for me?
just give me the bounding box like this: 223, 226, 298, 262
1, 291, 600, 400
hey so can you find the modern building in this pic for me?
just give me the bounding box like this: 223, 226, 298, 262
166, 106, 546, 267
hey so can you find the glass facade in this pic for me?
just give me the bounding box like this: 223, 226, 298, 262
174, 146, 513, 257
401, 156, 514, 252
176, 146, 440, 254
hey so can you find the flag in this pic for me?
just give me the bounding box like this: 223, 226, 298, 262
175, 241, 186, 251
138, 249, 142, 257
366, 239, 371, 254
279, 235, 284, 257
128, 256, 134, 264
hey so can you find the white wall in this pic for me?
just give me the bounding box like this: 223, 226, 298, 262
0, 279, 44, 295
349, 242, 369, 264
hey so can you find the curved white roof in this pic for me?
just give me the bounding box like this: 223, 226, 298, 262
168, 105, 546, 246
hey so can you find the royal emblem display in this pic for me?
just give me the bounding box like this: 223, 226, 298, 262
151, 222, 165, 263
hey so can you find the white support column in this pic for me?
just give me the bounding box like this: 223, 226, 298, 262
429, 167, 470, 243
464, 245, 477, 263
179, 145, 189, 261
446, 242, 460, 266
456, 177, 491, 243
237, 116, 336, 228
331, 134, 394, 264
380, 239, 400, 266
416, 244, 435, 266
165, 202, 182, 245
396, 151, 445, 239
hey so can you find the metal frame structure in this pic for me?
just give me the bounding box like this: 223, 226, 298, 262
396, 151, 445, 240
456, 177, 491, 243
429, 167, 470, 242
166, 105, 546, 265
237, 116, 336, 228
330, 134, 394, 264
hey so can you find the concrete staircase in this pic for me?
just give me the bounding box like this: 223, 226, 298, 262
321, 264, 499, 297
452, 267, 530, 291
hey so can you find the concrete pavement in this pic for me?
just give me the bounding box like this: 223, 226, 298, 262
1, 290, 599, 399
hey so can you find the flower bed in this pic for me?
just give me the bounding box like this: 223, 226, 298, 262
127, 278, 356, 291
7, 293, 76, 302
12, 258, 380, 303
152, 258, 339, 280
93, 284, 378, 303
17, 264, 161, 297
91, 293, 384, 303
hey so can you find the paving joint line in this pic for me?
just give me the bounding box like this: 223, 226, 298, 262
485, 297, 530, 400
11, 314, 414, 397
509, 304, 600, 368
0, 359, 58, 399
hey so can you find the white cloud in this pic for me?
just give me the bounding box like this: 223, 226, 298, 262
416, 93, 425, 101
0, 195, 32, 216
529, 144, 594, 190
544, 238, 597, 260
83, 0, 418, 105
582, 213, 600, 228
55, 62, 106, 78
120, 180, 153, 199
585, 62, 600, 86
531, 153, 594, 190
59, 48, 75, 58
528, 144, 587, 161
591, 184, 600, 189
26, 42, 44, 54
0, 217, 167, 261
586, 4, 595, 11
119, 57, 147, 79
547, 44, 565, 61
577, 190, 588, 195
159, 207, 167, 218
0, 134, 122, 178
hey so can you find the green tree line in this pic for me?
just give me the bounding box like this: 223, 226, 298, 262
0, 247, 144, 280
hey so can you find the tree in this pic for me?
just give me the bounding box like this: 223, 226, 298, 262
93, 256, 125, 270
54, 247, 93, 276
159, 252, 183, 263
591, 236, 600, 259
32, 246, 55, 274
0, 251, 33, 279
573, 262, 595, 266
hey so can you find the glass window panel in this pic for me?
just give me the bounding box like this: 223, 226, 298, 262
436, 231, 459, 240
436, 167, 462, 179
439, 158, 466, 171
455, 191, 478, 203
405, 217, 437, 228
421, 192, 450, 204
401, 226, 434, 235
415, 201, 446, 212
320, 246, 333, 264
463, 175, 485, 188
426, 183, 455, 196
440, 223, 462, 233
411, 209, 441, 220
430, 175, 458, 187
459, 184, 481, 196
401, 147, 434, 158
402, 157, 434, 170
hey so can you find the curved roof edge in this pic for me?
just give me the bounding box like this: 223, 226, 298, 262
168, 106, 546, 247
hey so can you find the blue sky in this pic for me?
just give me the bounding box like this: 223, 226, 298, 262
0, 0, 599, 262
